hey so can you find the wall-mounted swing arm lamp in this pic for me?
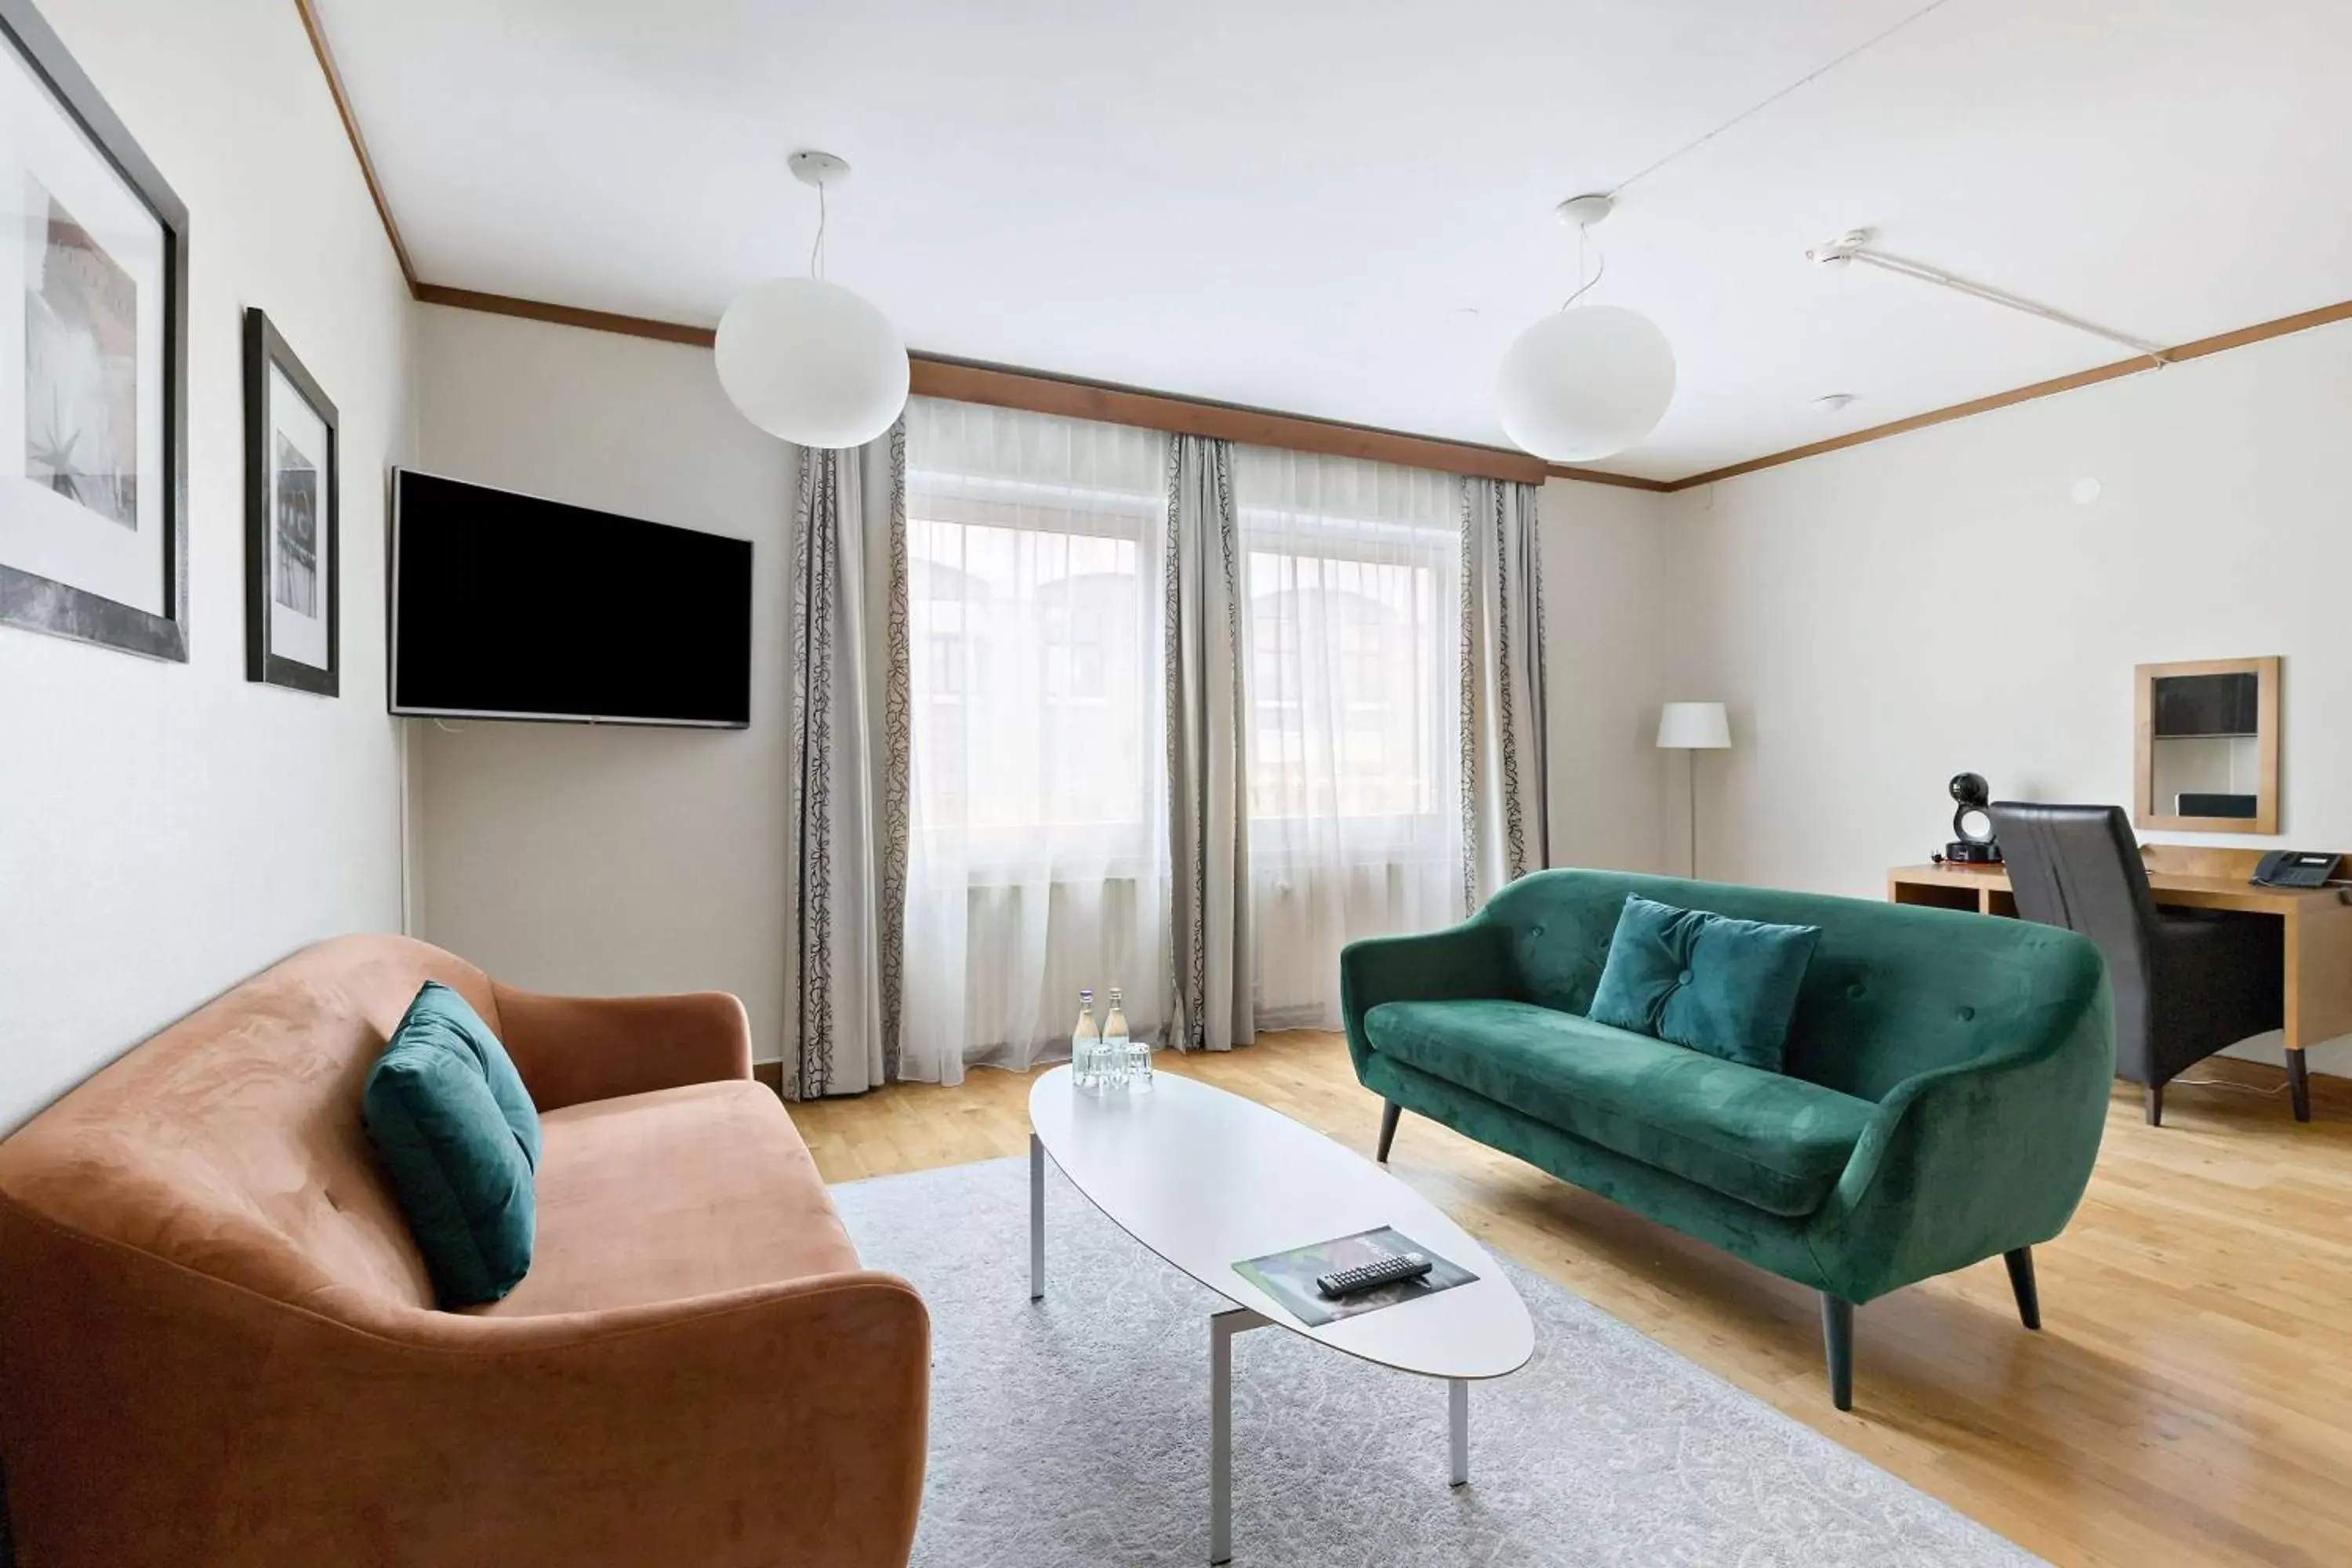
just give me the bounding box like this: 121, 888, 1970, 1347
1805, 229, 2169, 368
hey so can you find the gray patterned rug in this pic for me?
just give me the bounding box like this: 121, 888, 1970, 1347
832, 1158, 2042, 1568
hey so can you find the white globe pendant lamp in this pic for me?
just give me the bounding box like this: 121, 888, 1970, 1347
1495, 194, 1675, 463
715, 151, 909, 450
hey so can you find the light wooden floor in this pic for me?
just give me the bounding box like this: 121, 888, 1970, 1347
788, 1036, 2352, 1568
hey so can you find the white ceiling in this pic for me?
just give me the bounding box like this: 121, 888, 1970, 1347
315, 0, 2352, 482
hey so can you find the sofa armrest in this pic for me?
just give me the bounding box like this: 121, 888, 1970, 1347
0, 1206, 931, 1568
491, 984, 753, 1112
1805, 976, 2113, 1304
1338, 920, 1516, 1076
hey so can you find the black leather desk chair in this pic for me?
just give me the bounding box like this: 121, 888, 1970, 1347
1991, 803, 2283, 1125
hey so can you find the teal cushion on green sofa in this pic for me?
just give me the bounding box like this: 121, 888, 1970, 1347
1588, 894, 1821, 1072
362, 982, 542, 1307
1365, 998, 1875, 1216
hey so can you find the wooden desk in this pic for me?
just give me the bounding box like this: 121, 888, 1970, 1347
1888, 846, 2352, 1122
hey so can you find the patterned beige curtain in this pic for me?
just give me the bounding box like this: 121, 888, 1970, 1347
782, 421, 909, 1098
1165, 434, 1253, 1052
1461, 477, 1549, 910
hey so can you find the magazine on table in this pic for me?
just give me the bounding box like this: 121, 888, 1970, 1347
1233, 1225, 1478, 1327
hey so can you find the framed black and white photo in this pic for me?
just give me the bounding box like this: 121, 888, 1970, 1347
243, 310, 338, 695
0, 0, 188, 661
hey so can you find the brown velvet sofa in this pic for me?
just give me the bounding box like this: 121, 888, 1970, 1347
0, 935, 929, 1567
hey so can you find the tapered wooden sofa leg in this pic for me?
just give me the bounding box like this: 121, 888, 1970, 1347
2004, 1247, 2042, 1330
2286, 1050, 2312, 1123
2143, 1083, 2164, 1127
1375, 1101, 1402, 1163
1821, 1294, 1854, 1412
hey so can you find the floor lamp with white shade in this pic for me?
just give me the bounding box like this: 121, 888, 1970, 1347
1657, 702, 1731, 877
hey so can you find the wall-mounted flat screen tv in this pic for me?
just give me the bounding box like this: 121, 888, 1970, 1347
390, 470, 753, 728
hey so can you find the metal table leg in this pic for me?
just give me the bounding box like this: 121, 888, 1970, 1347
1449, 1377, 1468, 1487
1209, 1307, 1269, 1564
1204, 1306, 1475, 1559
1029, 1133, 1046, 1301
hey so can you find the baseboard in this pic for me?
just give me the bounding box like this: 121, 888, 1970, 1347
751, 1059, 783, 1096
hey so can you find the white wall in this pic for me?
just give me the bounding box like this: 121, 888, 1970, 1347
0, 0, 415, 1132
1668, 318, 2352, 1073
408, 305, 798, 1056
1541, 476, 1671, 875
405, 316, 1674, 1062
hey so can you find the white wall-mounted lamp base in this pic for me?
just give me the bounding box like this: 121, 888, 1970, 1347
1806, 229, 1871, 266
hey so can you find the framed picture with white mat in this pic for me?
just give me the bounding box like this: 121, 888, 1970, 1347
242, 308, 339, 696
0, 0, 190, 662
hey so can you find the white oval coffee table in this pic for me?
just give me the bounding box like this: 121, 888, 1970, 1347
1028, 1066, 1533, 1563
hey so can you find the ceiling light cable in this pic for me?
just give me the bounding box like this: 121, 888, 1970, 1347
1608, 0, 1958, 198
808, 177, 829, 280
1561, 223, 1607, 310
1560, 253, 1606, 310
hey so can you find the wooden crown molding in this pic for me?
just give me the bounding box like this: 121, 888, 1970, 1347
906, 358, 1573, 488
1668, 296, 2352, 492
295, 0, 414, 290
412, 284, 1667, 488
415, 284, 713, 347
307, 4, 2352, 497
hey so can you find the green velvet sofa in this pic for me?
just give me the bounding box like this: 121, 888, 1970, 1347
1339, 869, 2113, 1410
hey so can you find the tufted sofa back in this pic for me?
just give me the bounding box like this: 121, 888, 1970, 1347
1478, 869, 2105, 1102
0, 935, 502, 1317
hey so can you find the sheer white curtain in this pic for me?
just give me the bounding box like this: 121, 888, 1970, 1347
900, 398, 1171, 1083
1233, 448, 1463, 1030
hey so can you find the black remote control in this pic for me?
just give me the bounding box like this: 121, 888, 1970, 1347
1316, 1252, 1433, 1299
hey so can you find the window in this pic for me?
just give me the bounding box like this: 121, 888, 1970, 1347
1233, 447, 1462, 1029
905, 410, 1167, 862
900, 399, 1170, 1078
1236, 449, 1461, 855
897, 409, 1465, 1059
907, 515, 1150, 843
1243, 544, 1450, 825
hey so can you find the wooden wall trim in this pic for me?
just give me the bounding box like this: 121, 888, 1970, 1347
2161, 296, 2352, 366
1668, 296, 2352, 492
411, 273, 2352, 495
414, 283, 715, 347
294, 0, 415, 289
307, 5, 2352, 498
911, 358, 1577, 487
413, 283, 1669, 488
1545, 461, 1680, 492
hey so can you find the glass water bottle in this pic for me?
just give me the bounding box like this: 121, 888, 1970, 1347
1098, 988, 1131, 1091
1071, 989, 1100, 1091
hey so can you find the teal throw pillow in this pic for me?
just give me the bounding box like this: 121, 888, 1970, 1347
1587, 894, 1822, 1072
362, 981, 542, 1307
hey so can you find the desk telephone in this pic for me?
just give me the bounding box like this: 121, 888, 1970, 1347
2252, 850, 2341, 889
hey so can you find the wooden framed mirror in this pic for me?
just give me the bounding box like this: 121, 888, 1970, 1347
2134, 656, 2279, 834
